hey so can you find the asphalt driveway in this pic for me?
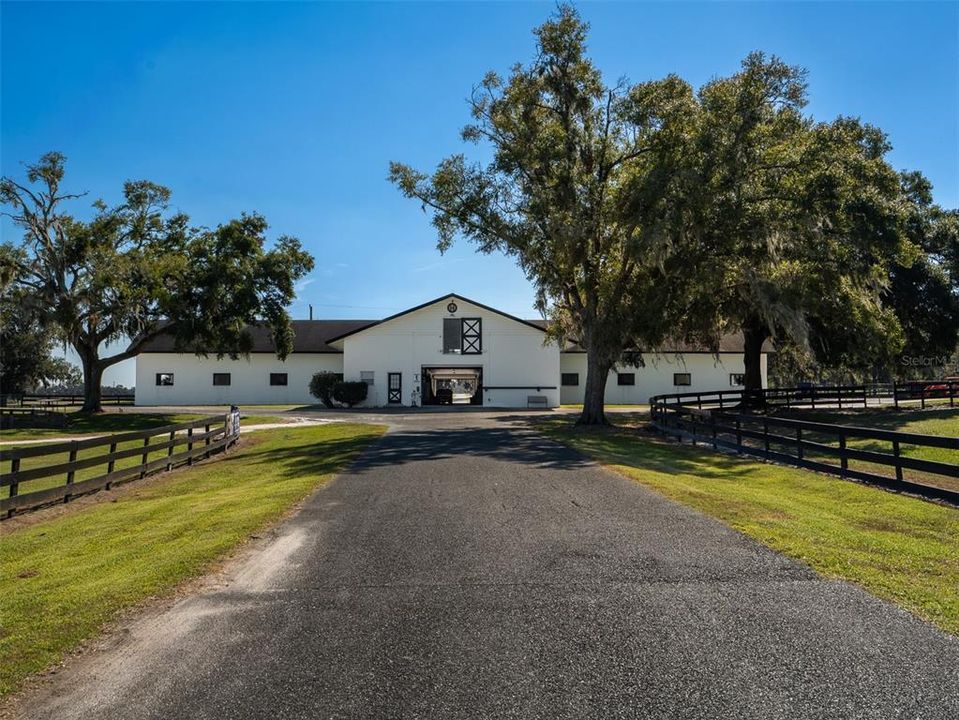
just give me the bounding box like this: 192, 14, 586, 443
18, 417, 959, 719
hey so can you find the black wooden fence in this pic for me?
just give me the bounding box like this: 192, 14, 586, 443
1, 411, 241, 517
649, 389, 959, 505
0, 393, 136, 409
893, 380, 959, 409
650, 381, 958, 414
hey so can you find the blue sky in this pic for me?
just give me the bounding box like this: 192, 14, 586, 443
2, 1, 957, 386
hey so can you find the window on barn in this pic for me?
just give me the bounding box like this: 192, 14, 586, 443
617, 373, 635, 386
156, 373, 174, 386
673, 373, 691, 386
213, 373, 231, 386
270, 373, 288, 386
443, 317, 482, 354
561, 373, 579, 386
360, 371, 375, 386
443, 318, 462, 354
730, 373, 745, 387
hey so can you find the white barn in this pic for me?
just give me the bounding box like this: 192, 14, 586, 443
135, 293, 768, 408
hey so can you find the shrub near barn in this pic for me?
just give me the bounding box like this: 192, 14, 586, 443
309, 372, 341, 408
332, 381, 368, 408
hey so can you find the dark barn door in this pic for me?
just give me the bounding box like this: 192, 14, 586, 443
388, 372, 402, 404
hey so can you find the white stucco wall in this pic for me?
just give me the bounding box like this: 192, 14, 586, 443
133, 296, 768, 410
135, 353, 343, 406
340, 296, 561, 408
558, 352, 767, 405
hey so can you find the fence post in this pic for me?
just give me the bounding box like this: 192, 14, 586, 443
140, 436, 150, 478
204, 423, 212, 459
7, 457, 20, 518
711, 412, 717, 450
892, 439, 903, 482
735, 417, 742, 453
796, 427, 804, 461
64, 442, 77, 503
187, 427, 194, 466
893, 381, 899, 409
763, 418, 770, 454
951, 381, 956, 409
106, 441, 117, 490
166, 429, 175, 471
839, 433, 847, 478
837, 389, 843, 411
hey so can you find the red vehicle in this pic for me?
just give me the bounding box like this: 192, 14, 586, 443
921, 376, 959, 398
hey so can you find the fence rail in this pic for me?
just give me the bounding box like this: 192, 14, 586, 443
893, 380, 959, 409
651, 381, 957, 415
0, 393, 136, 409
0, 407, 69, 429
650, 388, 959, 505
1, 411, 240, 517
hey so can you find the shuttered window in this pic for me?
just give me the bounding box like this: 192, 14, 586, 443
213, 373, 231, 386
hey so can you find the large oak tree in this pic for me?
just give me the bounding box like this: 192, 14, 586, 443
390, 6, 697, 424
1, 153, 314, 412
392, 7, 940, 418
678, 53, 917, 398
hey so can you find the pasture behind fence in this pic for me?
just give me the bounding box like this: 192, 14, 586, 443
650, 387, 959, 505
1, 410, 240, 517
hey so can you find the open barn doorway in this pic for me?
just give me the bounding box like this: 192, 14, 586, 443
421, 367, 483, 406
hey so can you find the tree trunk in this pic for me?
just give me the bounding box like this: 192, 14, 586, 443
742, 320, 770, 409
79, 352, 104, 414
578, 348, 612, 425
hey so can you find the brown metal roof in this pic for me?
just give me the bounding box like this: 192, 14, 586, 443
139, 320, 376, 354
140, 317, 770, 355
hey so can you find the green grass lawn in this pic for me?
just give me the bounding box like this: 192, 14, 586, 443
614, 405, 959, 492
0, 412, 291, 443
775, 406, 959, 444
768, 407, 959, 491
0, 422, 384, 698
540, 418, 959, 637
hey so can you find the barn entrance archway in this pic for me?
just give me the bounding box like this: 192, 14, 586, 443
421, 367, 483, 406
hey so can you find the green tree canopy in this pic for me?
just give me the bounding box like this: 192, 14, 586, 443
677, 52, 917, 396
390, 6, 697, 424
0, 294, 80, 394
1, 152, 314, 411
390, 5, 947, 419
884, 173, 959, 374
